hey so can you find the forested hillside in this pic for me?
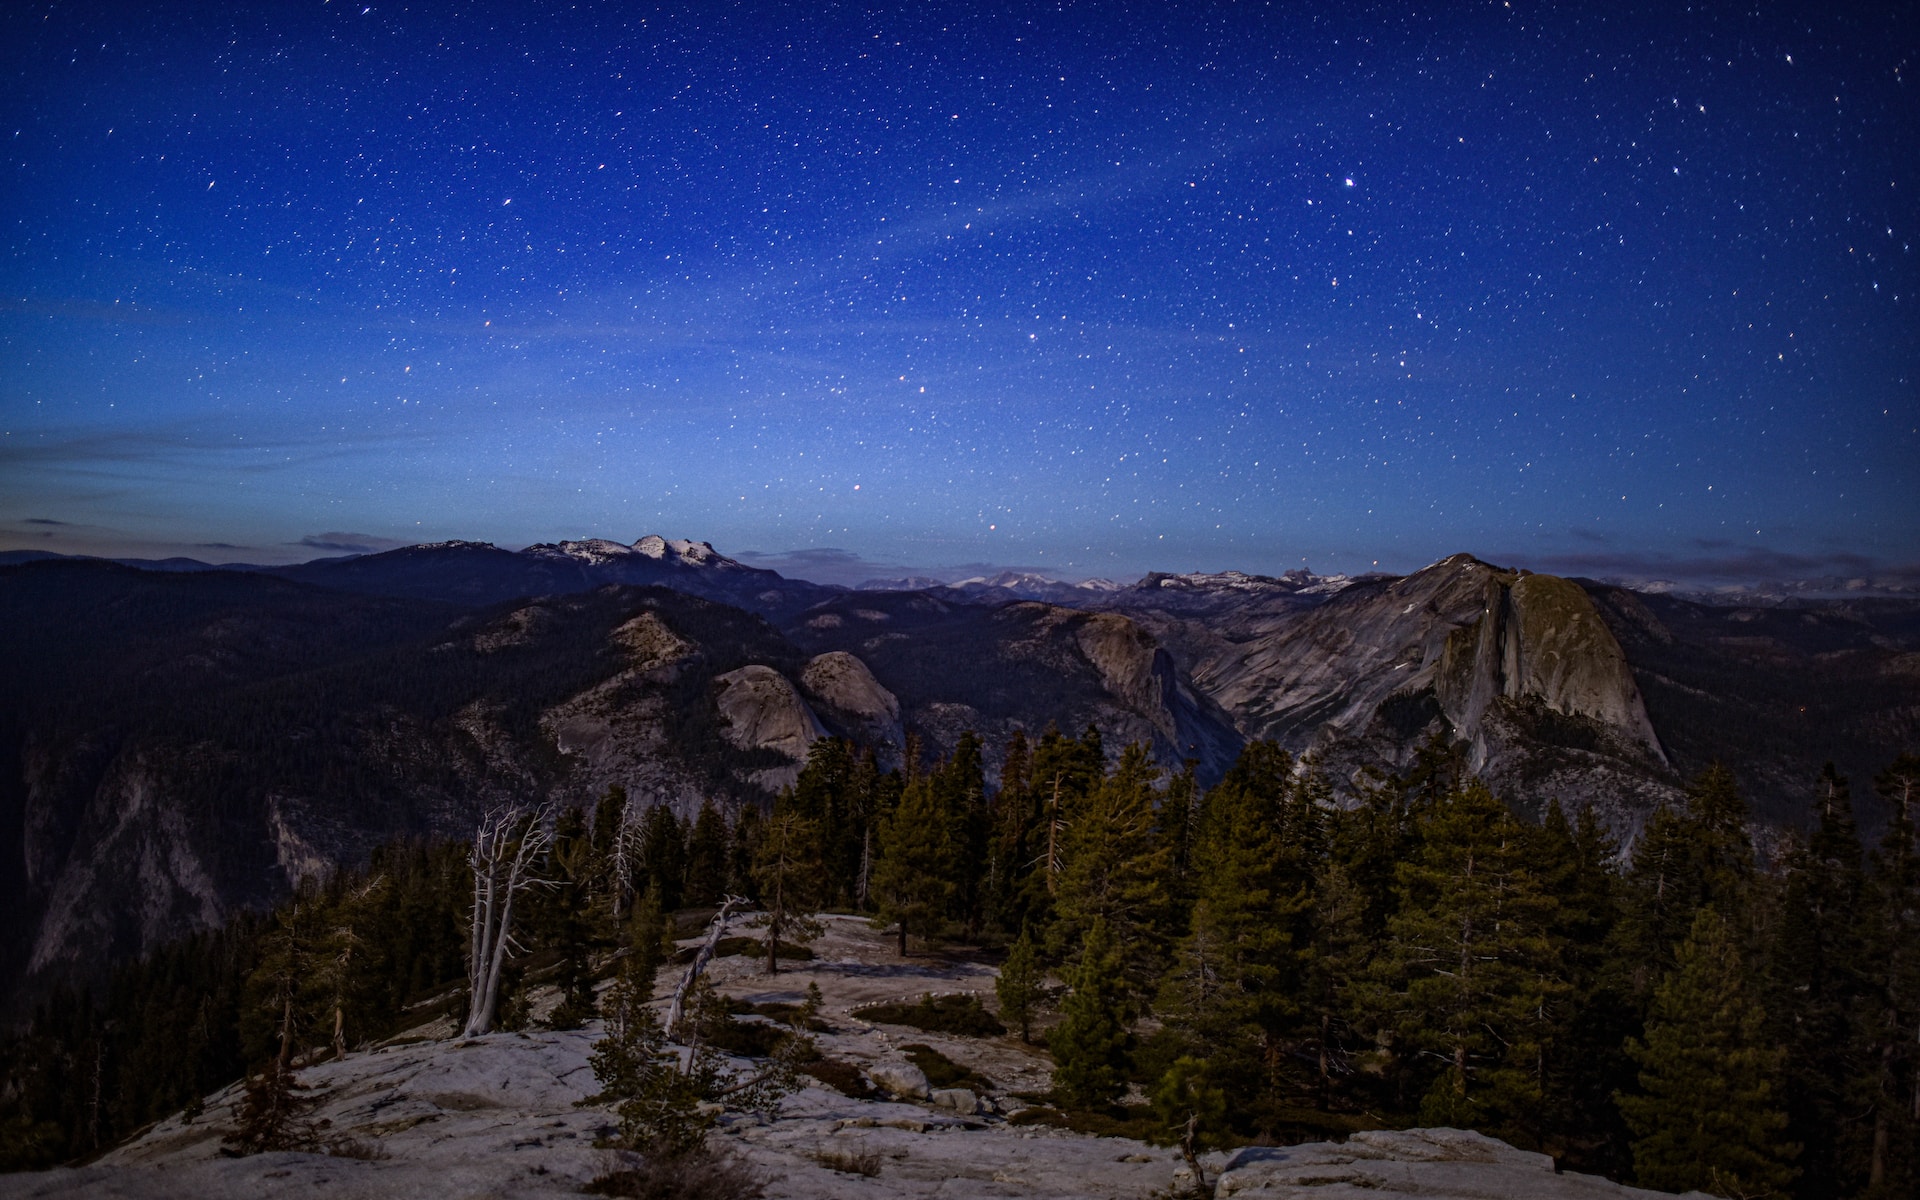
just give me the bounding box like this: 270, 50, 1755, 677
5, 730, 1917, 1199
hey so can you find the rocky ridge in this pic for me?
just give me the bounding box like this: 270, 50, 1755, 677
0, 916, 1684, 1200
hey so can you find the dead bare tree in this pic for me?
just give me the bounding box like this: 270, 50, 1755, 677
607, 788, 643, 921
665, 895, 746, 1039
462, 805, 553, 1038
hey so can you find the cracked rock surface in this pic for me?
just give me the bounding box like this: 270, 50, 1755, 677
2, 917, 1682, 1200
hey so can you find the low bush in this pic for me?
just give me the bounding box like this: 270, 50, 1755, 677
810, 1144, 883, 1177
702, 1019, 785, 1058
900, 1043, 995, 1093
751, 1001, 830, 1032
797, 1058, 874, 1098
851, 993, 1004, 1037
584, 1147, 765, 1199
673, 938, 813, 965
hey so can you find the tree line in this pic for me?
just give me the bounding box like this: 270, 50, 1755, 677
2, 727, 1918, 1200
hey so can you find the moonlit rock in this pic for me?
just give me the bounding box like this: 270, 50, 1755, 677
711, 665, 825, 762
866, 1061, 931, 1100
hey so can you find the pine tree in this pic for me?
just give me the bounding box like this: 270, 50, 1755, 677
984, 728, 1038, 937
545, 806, 601, 1029
787, 738, 860, 905
639, 802, 688, 912
1051, 742, 1171, 994
997, 925, 1043, 1043
589, 890, 672, 1104
750, 811, 824, 974
590, 784, 633, 918
871, 775, 957, 954
728, 804, 762, 900
1373, 782, 1564, 1135
1013, 724, 1104, 940
1768, 764, 1867, 1199
1538, 802, 1634, 1168
1155, 741, 1312, 1114
932, 732, 990, 934
313, 874, 387, 1059
1859, 753, 1920, 1197
588, 1003, 724, 1159
683, 800, 730, 908
227, 902, 323, 1154
1619, 907, 1797, 1198
1326, 766, 1417, 945
1614, 765, 1757, 1004
1302, 859, 1369, 1112
1688, 763, 1757, 910
1050, 920, 1131, 1109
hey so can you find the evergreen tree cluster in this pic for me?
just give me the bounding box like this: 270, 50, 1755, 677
0, 772, 827, 1170
782, 729, 1920, 1199
5, 728, 1920, 1200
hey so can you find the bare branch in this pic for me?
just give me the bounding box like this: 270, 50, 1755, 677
665, 895, 748, 1040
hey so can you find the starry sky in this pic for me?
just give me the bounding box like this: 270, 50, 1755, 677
2, 0, 1914, 586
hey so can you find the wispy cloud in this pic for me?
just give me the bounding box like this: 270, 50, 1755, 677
1526, 546, 1917, 586
733, 546, 1101, 587
297, 532, 405, 555
732, 546, 905, 586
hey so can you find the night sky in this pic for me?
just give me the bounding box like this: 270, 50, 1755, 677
2, 1, 1914, 586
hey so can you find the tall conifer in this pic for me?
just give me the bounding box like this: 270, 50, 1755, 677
1050, 920, 1131, 1109
1619, 907, 1796, 1198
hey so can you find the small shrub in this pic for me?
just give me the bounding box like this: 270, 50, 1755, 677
324, 1136, 391, 1161
852, 993, 1004, 1037
810, 1144, 882, 1177
797, 1058, 874, 1098
700, 1017, 788, 1059
222, 1059, 323, 1155
900, 1043, 994, 1093
584, 1146, 765, 1199
674, 938, 813, 965
751, 1002, 830, 1033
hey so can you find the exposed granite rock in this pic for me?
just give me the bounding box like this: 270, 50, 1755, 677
0, 916, 1689, 1200
1434, 570, 1664, 765
1211, 1126, 1689, 1198
865, 1061, 932, 1100
712, 664, 827, 789
1186, 553, 1678, 828
801, 651, 904, 762
929, 1086, 979, 1115
713, 665, 827, 760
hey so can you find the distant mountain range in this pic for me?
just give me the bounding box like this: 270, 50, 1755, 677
7, 539, 1913, 606
2, 534, 1916, 1013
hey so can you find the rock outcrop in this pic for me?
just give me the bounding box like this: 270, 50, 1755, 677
1179, 554, 1676, 828
1, 917, 1685, 1200
1434, 570, 1664, 764
801, 651, 904, 762
712, 664, 827, 789
1212, 1126, 1676, 1198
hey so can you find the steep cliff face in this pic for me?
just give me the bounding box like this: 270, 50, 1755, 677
1196, 553, 1506, 745
27, 753, 226, 980
1073, 613, 1178, 731
1434, 569, 1666, 767
1182, 554, 1675, 825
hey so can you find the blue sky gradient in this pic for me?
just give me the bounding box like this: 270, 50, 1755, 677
3, 1, 1913, 584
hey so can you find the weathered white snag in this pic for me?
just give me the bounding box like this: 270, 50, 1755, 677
665, 894, 746, 1040
461, 806, 553, 1038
